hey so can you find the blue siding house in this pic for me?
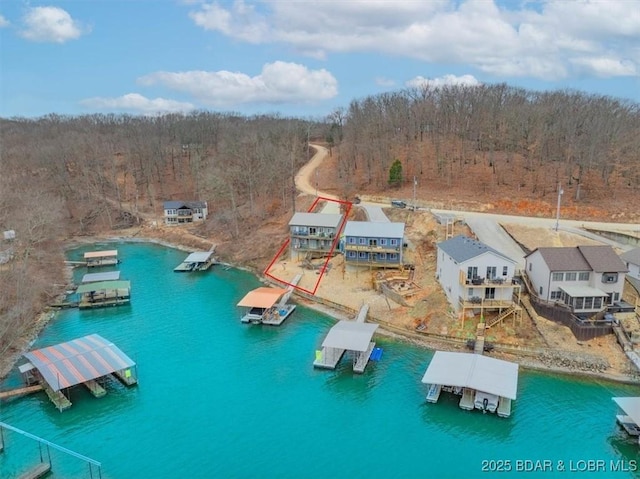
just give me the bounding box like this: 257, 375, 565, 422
342, 221, 405, 267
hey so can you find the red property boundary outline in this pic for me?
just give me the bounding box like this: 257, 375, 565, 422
264, 196, 352, 295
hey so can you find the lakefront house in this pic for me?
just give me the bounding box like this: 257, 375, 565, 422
163, 201, 208, 225
524, 245, 628, 315
288, 212, 344, 261
341, 221, 405, 268
436, 235, 521, 327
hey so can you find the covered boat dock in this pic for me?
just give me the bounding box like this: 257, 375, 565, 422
20, 334, 138, 411
613, 397, 640, 444
422, 351, 519, 417
82, 270, 121, 283
313, 315, 379, 373
84, 250, 118, 267
76, 280, 131, 308
237, 286, 296, 325
174, 251, 215, 272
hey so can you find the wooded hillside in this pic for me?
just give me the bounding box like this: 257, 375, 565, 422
1, 84, 639, 365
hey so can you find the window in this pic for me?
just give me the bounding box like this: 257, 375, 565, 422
348, 251, 356, 258
380, 238, 387, 246
359, 238, 366, 245
378, 253, 386, 260
468, 288, 474, 296
467, 266, 478, 280
529, 262, 532, 271
348, 237, 356, 244
390, 239, 398, 246
503, 266, 508, 276
309, 227, 317, 235
486, 266, 497, 279
602, 273, 618, 283
594, 297, 602, 309
578, 272, 590, 281
485, 287, 496, 299
550, 291, 560, 300
565, 272, 577, 281
539, 286, 543, 295
389, 253, 398, 260
552, 272, 564, 281
584, 297, 593, 309
358, 252, 367, 259
614, 292, 620, 302
369, 239, 378, 246
575, 297, 584, 309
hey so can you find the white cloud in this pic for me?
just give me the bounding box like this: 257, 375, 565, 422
138, 61, 338, 106
0, 15, 9, 28
20, 6, 86, 43
570, 57, 637, 78
80, 94, 195, 114
188, 0, 640, 81
406, 74, 480, 89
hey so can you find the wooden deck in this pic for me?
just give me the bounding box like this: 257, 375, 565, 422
41, 383, 72, 412
79, 294, 130, 309
261, 304, 296, 326
17, 462, 51, 479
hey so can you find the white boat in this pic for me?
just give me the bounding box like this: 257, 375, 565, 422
474, 390, 498, 413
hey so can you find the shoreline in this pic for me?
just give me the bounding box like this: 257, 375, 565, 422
2, 231, 639, 387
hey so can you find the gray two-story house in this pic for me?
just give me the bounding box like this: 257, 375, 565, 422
525, 245, 628, 315
342, 221, 405, 268
289, 212, 344, 260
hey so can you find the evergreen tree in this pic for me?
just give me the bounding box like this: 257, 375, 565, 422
388, 159, 403, 187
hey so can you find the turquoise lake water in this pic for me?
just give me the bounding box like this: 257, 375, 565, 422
1, 242, 639, 479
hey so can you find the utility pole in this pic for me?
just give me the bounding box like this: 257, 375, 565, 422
413, 176, 417, 210
555, 182, 564, 231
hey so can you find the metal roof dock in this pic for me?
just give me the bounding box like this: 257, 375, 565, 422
613, 397, 640, 445
313, 305, 380, 373
83, 250, 119, 268
76, 280, 131, 309
174, 251, 215, 272
20, 334, 138, 411
237, 285, 297, 325
82, 271, 121, 283
422, 351, 519, 417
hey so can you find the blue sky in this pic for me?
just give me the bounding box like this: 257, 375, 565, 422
1, 0, 639, 119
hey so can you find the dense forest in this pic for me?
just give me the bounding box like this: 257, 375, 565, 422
1, 83, 639, 364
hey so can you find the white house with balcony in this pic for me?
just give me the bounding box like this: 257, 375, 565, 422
524, 245, 628, 315
436, 235, 521, 326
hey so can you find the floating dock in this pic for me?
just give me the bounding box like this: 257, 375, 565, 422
20, 334, 138, 411
421, 351, 519, 417
238, 275, 300, 326
76, 280, 131, 309
613, 397, 640, 445
174, 251, 215, 272
84, 250, 119, 267
313, 305, 379, 373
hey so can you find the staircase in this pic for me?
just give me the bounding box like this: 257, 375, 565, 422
486, 306, 516, 329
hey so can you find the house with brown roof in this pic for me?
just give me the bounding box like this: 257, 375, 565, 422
621, 247, 640, 281
525, 245, 628, 315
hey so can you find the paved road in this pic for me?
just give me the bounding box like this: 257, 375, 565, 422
296, 145, 640, 254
